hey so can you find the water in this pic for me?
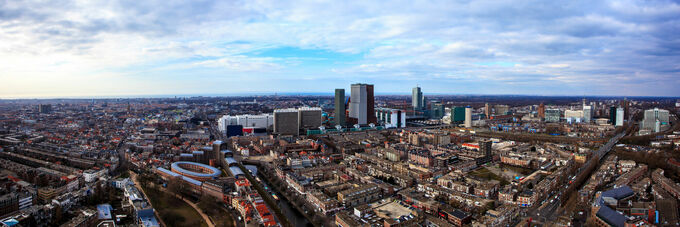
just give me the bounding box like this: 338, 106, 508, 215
257, 172, 313, 227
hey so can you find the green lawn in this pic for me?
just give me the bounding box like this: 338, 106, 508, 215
140, 185, 208, 227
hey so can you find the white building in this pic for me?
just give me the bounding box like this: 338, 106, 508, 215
616, 107, 624, 126
375, 108, 406, 128
217, 114, 274, 132
564, 110, 583, 122
349, 84, 370, 124
641, 108, 670, 133
83, 169, 107, 183
464, 106, 472, 128
583, 105, 592, 123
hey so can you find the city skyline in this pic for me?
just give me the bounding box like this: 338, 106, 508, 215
2, 0, 680, 98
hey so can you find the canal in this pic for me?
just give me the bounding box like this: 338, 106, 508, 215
256, 171, 313, 227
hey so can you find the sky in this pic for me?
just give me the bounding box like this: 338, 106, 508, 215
1, 0, 679, 98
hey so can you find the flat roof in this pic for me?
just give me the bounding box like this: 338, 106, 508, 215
97, 204, 113, 220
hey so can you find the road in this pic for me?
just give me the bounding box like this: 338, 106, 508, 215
520, 131, 625, 225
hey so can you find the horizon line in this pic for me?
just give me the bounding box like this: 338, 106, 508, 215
2, 92, 679, 100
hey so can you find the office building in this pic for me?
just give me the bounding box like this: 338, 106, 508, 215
538, 103, 545, 119
430, 101, 445, 119
583, 105, 592, 123
412, 86, 423, 111
564, 110, 583, 122
217, 114, 274, 132
616, 107, 624, 126
335, 89, 346, 126
479, 140, 492, 157
38, 104, 52, 114
609, 106, 617, 124
298, 107, 322, 130
484, 103, 491, 119
349, 83, 376, 125
641, 108, 670, 133
464, 106, 472, 128
274, 108, 299, 135
545, 109, 560, 122
375, 108, 406, 128
494, 105, 509, 116
452, 107, 465, 122
273, 107, 322, 136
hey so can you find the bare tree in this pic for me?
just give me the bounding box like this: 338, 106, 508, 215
167, 176, 188, 199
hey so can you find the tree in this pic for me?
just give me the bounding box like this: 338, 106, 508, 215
198, 194, 218, 213
449, 199, 463, 208
167, 176, 188, 198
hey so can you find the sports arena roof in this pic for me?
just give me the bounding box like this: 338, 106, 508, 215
171, 161, 220, 178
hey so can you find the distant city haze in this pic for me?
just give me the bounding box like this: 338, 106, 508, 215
1, 0, 680, 98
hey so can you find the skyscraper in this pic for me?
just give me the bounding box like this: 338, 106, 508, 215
464, 106, 472, 128
349, 83, 376, 125
609, 106, 616, 124
430, 101, 444, 119
583, 105, 592, 123
452, 107, 466, 122
412, 86, 423, 111
484, 103, 490, 119
335, 89, 346, 126
538, 103, 545, 119
38, 104, 52, 114
616, 107, 624, 126
479, 140, 493, 157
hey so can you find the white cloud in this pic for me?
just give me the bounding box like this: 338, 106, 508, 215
1, 0, 679, 97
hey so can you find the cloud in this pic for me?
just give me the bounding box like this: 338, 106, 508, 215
1, 0, 679, 97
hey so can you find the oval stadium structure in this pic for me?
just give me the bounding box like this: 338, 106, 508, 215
170, 161, 221, 181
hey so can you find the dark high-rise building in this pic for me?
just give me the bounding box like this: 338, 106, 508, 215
38, 104, 52, 114
430, 101, 444, 119
412, 86, 423, 111
335, 89, 346, 126
273, 107, 322, 136
366, 84, 376, 124
210, 140, 223, 166
298, 107, 322, 131
273, 108, 299, 135
623, 98, 630, 119
609, 106, 617, 124
538, 103, 545, 119
452, 107, 466, 122
349, 83, 376, 125
480, 140, 493, 157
